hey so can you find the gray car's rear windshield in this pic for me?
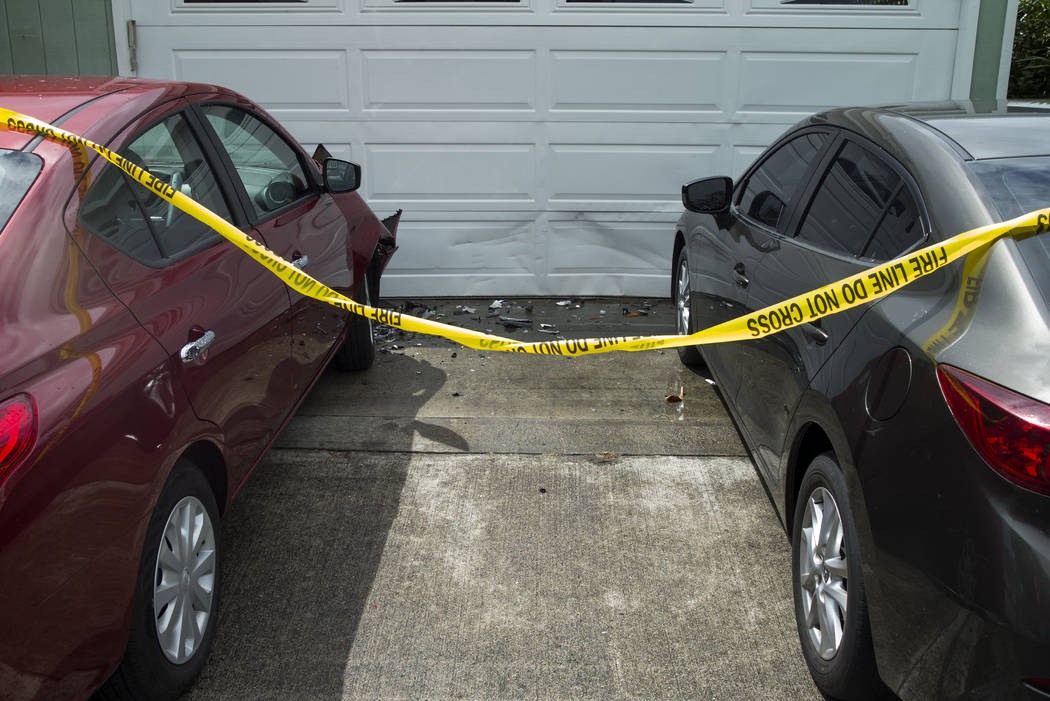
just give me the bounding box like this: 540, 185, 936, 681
968, 156, 1050, 309
0, 150, 44, 235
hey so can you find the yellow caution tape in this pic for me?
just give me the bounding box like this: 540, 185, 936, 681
4, 107, 1050, 356
922, 244, 993, 356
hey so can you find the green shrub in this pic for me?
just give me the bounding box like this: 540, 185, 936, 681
1010, 0, 1050, 99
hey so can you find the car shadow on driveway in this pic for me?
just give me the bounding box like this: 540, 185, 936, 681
182, 352, 455, 700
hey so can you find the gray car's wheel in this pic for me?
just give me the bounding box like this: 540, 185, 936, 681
98, 463, 221, 701
792, 453, 887, 700
673, 247, 704, 367
334, 265, 377, 372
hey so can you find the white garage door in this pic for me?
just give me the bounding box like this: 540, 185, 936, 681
118, 0, 978, 297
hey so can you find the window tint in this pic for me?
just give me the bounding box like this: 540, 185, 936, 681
969, 156, 1050, 220
865, 188, 921, 260
201, 105, 310, 219
739, 132, 828, 230
969, 156, 1050, 309
79, 112, 231, 265
796, 141, 901, 257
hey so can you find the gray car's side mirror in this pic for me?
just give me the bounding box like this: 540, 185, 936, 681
323, 158, 362, 193
682, 176, 733, 213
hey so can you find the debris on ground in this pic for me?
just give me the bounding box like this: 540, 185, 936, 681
592, 453, 621, 463
499, 315, 531, 328
374, 325, 397, 342
454, 305, 477, 315
537, 323, 559, 334
665, 386, 685, 403
622, 307, 649, 317
489, 299, 504, 310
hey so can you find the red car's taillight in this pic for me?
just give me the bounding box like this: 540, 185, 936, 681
937, 365, 1050, 497
0, 394, 37, 486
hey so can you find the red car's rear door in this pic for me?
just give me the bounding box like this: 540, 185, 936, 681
72, 98, 296, 485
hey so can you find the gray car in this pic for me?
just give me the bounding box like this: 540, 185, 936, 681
672, 103, 1050, 700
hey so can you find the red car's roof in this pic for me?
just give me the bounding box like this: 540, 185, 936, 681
0, 76, 232, 150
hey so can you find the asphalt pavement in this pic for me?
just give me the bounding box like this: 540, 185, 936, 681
182, 298, 821, 700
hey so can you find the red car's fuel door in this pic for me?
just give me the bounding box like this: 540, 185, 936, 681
70, 98, 296, 483
192, 102, 352, 391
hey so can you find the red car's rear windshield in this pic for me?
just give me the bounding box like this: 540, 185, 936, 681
968, 156, 1050, 310
0, 149, 43, 236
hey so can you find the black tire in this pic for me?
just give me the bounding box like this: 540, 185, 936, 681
672, 247, 704, 367
334, 264, 377, 371
791, 453, 888, 701
98, 463, 221, 701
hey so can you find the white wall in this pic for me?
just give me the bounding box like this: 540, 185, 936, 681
114, 0, 979, 297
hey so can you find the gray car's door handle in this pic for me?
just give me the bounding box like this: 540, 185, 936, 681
291, 255, 309, 270
180, 330, 216, 364
802, 323, 829, 346
733, 263, 749, 288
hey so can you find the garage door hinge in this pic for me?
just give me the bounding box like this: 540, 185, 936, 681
127, 20, 138, 73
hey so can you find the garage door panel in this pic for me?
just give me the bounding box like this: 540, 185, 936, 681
366, 144, 536, 205
737, 51, 919, 116
548, 145, 718, 211
388, 218, 538, 274
547, 217, 677, 296
382, 217, 540, 297
172, 49, 351, 116
362, 50, 537, 112
549, 50, 725, 115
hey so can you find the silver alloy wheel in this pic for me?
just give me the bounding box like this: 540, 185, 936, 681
798, 486, 848, 660
153, 495, 217, 665
676, 255, 691, 335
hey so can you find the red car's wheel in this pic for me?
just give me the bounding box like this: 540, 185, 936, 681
99, 463, 221, 701
335, 264, 378, 372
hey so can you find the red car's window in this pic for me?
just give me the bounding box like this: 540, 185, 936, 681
78, 112, 232, 266
0, 150, 43, 237
201, 105, 310, 220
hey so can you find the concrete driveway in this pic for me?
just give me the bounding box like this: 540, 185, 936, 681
183, 298, 821, 700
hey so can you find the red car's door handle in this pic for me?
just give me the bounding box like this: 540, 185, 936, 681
180, 330, 216, 364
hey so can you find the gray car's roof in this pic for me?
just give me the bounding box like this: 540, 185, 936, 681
819, 101, 1050, 161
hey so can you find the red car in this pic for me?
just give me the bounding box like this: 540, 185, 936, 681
0, 76, 398, 701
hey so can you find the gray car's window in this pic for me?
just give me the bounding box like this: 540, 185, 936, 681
0, 150, 43, 236
738, 132, 828, 230
864, 187, 921, 260
201, 105, 310, 220
796, 141, 918, 260
968, 156, 1050, 307
79, 112, 231, 265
